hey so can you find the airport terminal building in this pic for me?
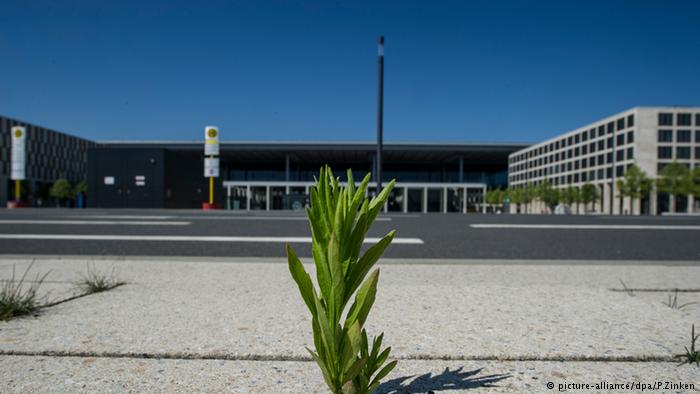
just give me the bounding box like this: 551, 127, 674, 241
0, 115, 524, 210
508, 107, 700, 215
87, 141, 522, 212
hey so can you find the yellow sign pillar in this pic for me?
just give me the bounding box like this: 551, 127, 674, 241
209, 175, 214, 204
15, 180, 20, 201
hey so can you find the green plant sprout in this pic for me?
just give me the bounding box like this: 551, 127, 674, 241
675, 324, 699, 366
619, 279, 635, 297
75, 262, 125, 295
662, 290, 698, 311
287, 166, 397, 393
0, 261, 49, 321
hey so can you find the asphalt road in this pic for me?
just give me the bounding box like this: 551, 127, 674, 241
0, 208, 699, 261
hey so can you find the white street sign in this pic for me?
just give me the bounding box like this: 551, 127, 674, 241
204, 126, 219, 156
204, 157, 220, 177
11, 126, 26, 180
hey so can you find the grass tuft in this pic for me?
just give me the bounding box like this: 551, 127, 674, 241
0, 261, 49, 321
75, 262, 125, 294
619, 279, 635, 297
675, 324, 700, 367
662, 290, 698, 311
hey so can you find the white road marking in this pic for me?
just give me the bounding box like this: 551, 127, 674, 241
54, 215, 391, 221
0, 234, 424, 244
177, 216, 391, 221
0, 220, 190, 226
470, 224, 700, 230
55, 215, 174, 220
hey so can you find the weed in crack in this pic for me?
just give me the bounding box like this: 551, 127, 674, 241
619, 279, 635, 297
675, 324, 700, 367
662, 290, 698, 311
75, 262, 125, 295
0, 260, 49, 321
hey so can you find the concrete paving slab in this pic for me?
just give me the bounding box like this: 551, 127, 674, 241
1, 355, 698, 393
0, 258, 698, 361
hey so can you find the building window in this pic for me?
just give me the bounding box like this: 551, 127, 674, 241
574, 147, 579, 156
581, 158, 587, 168
589, 128, 596, 139
616, 134, 625, 145
582, 132, 588, 142
627, 147, 634, 160
627, 130, 634, 144
607, 122, 615, 134
589, 157, 596, 167
575, 134, 580, 144
696, 130, 700, 142
606, 152, 613, 163
677, 113, 692, 126
607, 137, 614, 148
658, 162, 669, 172
696, 114, 700, 126
658, 146, 673, 159
677, 129, 691, 142
696, 147, 700, 160
616, 165, 625, 177
582, 145, 588, 155
677, 147, 691, 159
617, 118, 625, 130
616, 149, 624, 161
598, 125, 605, 137
627, 114, 634, 127
598, 168, 605, 179
659, 113, 673, 126
606, 167, 613, 178
598, 154, 605, 164
589, 170, 595, 181
581, 172, 587, 182
589, 142, 596, 153
658, 129, 673, 142
574, 173, 579, 183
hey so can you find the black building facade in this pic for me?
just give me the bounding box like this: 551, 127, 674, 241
88, 141, 525, 209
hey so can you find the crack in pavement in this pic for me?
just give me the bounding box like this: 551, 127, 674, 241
0, 350, 677, 363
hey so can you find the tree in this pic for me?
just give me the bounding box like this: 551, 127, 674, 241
580, 183, 599, 213
656, 162, 692, 213
689, 167, 700, 213
519, 183, 534, 214
616, 164, 652, 215
508, 187, 524, 213
485, 188, 504, 213
73, 180, 88, 195
50, 178, 73, 207
560, 186, 579, 211
536, 181, 559, 213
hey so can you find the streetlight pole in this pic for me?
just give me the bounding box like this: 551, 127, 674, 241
376, 36, 384, 194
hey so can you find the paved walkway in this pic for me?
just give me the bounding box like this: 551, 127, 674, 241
1, 257, 698, 392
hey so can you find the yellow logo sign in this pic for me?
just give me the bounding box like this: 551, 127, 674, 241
14, 129, 23, 138
207, 128, 218, 138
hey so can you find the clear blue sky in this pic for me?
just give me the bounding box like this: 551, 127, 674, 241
1, 0, 699, 143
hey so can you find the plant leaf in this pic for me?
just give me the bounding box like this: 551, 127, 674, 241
345, 231, 394, 304
286, 245, 316, 315
345, 269, 379, 328
369, 360, 397, 388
